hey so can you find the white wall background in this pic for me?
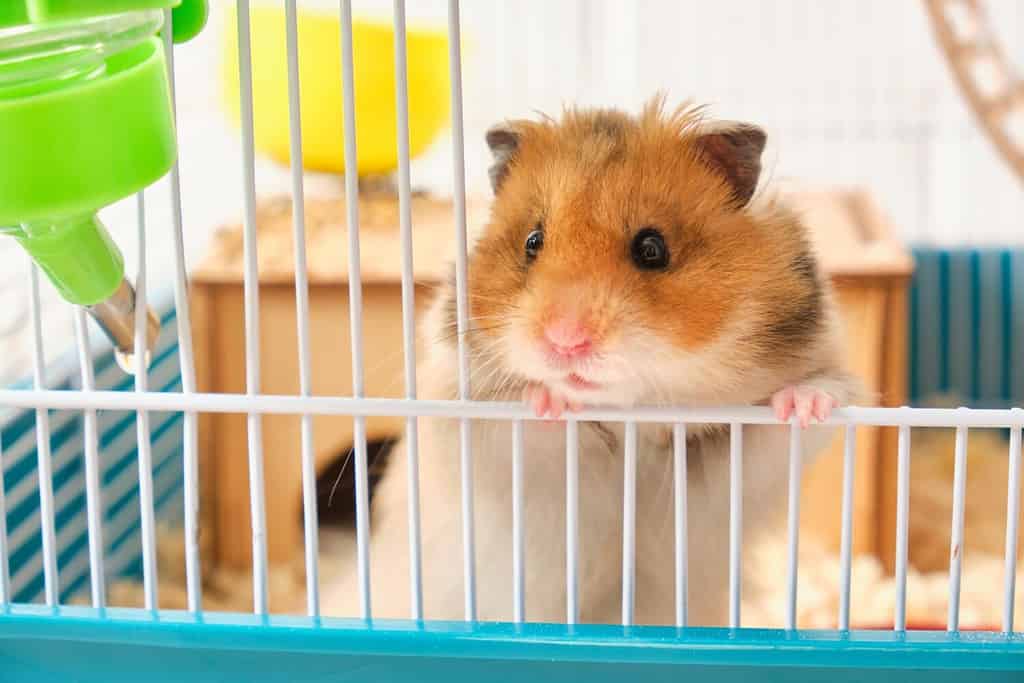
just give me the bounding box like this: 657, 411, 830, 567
3, 0, 1023, 383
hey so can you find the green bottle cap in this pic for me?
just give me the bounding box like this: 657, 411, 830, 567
0, 1, 208, 44
0, 36, 177, 225
0, 1, 206, 354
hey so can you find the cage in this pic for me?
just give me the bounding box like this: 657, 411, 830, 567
2, 0, 1024, 681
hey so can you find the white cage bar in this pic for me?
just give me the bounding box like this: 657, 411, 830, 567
72, 310, 104, 608
566, 419, 579, 625
785, 423, 802, 631
894, 424, 912, 631
947, 425, 969, 631
446, 0, 477, 624
339, 0, 373, 622
1004, 426, 1023, 633
622, 421, 637, 626
234, 0, 270, 616
28, 263, 58, 607
512, 419, 525, 623
3, 392, 1024, 427
392, 0, 424, 623
838, 425, 857, 631
133, 191, 159, 611
673, 423, 688, 628
282, 0, 320, 620
728, 422, 742, 629
161, 6, 203, 615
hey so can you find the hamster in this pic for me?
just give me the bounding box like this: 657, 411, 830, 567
321, 96, 864, 627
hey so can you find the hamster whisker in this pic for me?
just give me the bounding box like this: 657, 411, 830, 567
431, 324, 509, 346
485, 369, 521, 402
469, 354, 509, 391
326, 446, 355, 509
470, 353, 523, 396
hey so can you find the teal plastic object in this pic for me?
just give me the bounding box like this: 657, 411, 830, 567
1, 606, 1023, 682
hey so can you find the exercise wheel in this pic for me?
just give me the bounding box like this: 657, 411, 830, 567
923, 0, 1024, 183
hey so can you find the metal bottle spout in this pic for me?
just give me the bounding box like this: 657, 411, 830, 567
87, 278, 160, 373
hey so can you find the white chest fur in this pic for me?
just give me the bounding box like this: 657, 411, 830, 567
321, 414, 841, 627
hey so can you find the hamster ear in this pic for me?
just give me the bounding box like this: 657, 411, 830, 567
485, 122, 522, 194
692, 121, 766, 208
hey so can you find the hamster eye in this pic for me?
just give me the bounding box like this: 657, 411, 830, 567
524, 226, 544, 261
631, 227, 669, 270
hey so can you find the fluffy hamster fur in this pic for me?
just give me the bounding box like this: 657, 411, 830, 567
321, 97, 864, 626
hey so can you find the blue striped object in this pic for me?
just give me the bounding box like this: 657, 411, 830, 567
1, 302, 185, 604
909, 247, 1024, 408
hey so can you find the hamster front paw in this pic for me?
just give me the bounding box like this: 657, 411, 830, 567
770, 384, 836, 428
523, 382, 582, 419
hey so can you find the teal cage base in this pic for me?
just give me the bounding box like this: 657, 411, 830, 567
1, 606, 1023, 683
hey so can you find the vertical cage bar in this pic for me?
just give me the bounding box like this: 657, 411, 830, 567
28, 263, 58, 606
404, 410, 423, 619
947, 425, 969, 631
512, 420, 525, 623
785, 422, 802, 631
673, 423, 687, 628
459, 417, 475, 620
0, 430, 9, 606
133, 192, 159, 611
283, 0, 320, 620
338, 0, 372, 620
235, 0, 269, 616
162, 7, 202, 613
566, 419, 579, 625
728, 422, 743, 628
446, 5, 471, 397
838, 425, 856, 631
73, 310, 105, 608
447, 0, 475, 622
392, 0, 422, 621
894, 424, 911, 631
1004, 423, 1022, 632
622, 421, 637, 626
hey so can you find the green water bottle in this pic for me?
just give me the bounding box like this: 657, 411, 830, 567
0, 0, 207, 372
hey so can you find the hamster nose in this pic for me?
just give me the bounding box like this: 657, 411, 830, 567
543, 318, 593, 360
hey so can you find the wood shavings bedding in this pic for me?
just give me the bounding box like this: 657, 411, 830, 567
85, 522, 1023, 630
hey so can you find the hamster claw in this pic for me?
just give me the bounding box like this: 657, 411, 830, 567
771, 385, 836, 428
524, 384, 549, 418
523, 383, 580, 420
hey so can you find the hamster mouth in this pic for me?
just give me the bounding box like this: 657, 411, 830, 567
566, 373, 600, 390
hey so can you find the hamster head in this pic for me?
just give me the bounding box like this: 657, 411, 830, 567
452, 97, 829, 408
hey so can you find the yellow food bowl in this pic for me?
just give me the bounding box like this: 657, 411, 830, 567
221, 4, 451, 176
